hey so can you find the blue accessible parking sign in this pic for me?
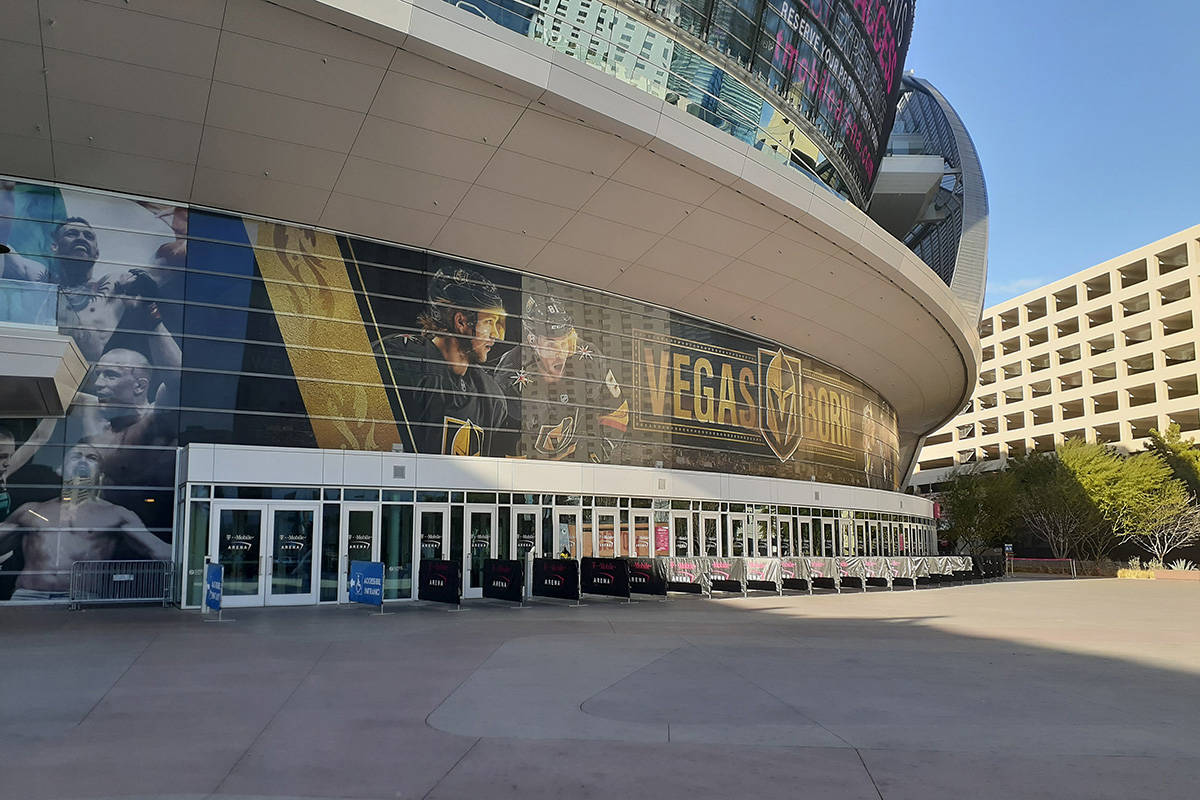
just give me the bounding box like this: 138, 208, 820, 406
349, 561, 385, 607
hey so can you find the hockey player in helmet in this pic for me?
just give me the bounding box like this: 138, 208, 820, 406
373, 268, 509, 456
494, 294, 628, 463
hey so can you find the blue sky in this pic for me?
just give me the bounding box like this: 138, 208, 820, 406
902, 1, 1200, 308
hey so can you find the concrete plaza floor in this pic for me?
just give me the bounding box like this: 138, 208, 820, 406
2, 578, 1198, 800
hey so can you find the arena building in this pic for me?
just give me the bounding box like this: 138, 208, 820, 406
911, 225, 1200, 495
0, 0, 978, 607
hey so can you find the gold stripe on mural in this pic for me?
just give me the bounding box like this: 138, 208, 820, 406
250, 221, 403, 452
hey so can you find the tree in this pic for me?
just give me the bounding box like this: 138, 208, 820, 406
938, 466, 1017, 556
1052, 438, 1179, 561
1010, 451, 1107, 559
1119, 482, 1200, 563
1145, 424, 1200, 498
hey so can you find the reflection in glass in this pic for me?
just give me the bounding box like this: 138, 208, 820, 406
420, 511, 444, 560
469, 511, 492, 588
382, 505, 413, 599
271, 509, 313, 596
218, 509, 261, 596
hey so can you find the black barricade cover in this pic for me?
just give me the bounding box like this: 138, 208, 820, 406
974, 554, 1005, 578
482, 558, 525, 603
418, 559, 461, 605
626, 558, 667, 595
706, 557, 746, 593
665, 557, 712, 594
532, 557, 580, 600
745, 557, 781, 586
581, 557, 631, 598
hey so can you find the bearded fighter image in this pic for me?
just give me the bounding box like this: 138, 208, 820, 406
372, 268, 509, 456
0, 442, 170, 602
494, 295, 628, 463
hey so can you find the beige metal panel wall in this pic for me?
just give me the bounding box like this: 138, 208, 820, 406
912, 225, 1200, 490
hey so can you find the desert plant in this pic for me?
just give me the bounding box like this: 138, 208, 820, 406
1167, 559, 1198, 571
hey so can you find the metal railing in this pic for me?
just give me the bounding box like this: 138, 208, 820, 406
68, 560, 176, 609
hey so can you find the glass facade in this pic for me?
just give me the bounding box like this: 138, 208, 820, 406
0, 177, 903, 602
451, 0, 914, 204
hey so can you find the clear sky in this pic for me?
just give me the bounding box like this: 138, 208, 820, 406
902, 1, 1200, 309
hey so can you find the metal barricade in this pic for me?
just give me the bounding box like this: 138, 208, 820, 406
69, 560, 175, 609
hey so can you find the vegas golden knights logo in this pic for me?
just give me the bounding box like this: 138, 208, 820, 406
758, 347, 802, 462
442, 416, 484, 457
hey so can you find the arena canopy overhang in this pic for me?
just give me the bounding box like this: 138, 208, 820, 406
0, 0, 978, 468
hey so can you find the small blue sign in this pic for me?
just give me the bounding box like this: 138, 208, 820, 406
349, 560, 384, 607
204, 563, 223, 612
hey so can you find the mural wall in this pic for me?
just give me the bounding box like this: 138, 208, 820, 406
0, 179, 900, 600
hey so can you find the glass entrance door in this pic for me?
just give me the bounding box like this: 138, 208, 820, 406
417, 505, 449, 561
339, 504, 379, 603
465, 505, 495, 599
554, 509, 580, 558
211, 502, 320, 607
749, 515, 771, 556
631, 513, 652, 557
266, 505, 319, 606
213, 505, 263, 607
513, 509, 540, 559
699, 513, 720, 556
595, 512, 617, 557
671, 513, 691, 557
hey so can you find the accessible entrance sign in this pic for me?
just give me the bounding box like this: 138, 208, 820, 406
204, 562, 223, 611
348, 560, 384, 607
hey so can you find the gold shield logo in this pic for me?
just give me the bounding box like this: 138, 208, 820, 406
442, 416, 484, 457
758, 348, 802, 462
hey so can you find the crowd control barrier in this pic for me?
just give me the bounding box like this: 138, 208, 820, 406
806, 557, 841, 592
532, 557, 581, 603
580, 557, 631, 601
707, 557, 747, 595
69, 560, 174, 609
482, 558, 525, 604
861, 557, 893, 590
664, 557, 711, 595
418, 559, 461, 606
745, 557, 782, 594
626, 557, 668, 596
837, 557, 868, 591
780, 557, 812, 594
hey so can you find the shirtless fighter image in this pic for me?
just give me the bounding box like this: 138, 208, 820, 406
0, 442, 170, 602
0, 187, 181, 364
70, 348, 177, 488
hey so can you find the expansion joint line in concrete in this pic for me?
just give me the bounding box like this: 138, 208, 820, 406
76, 632, 161, 728
209, 641, 334, 797
421, 737, 481, 800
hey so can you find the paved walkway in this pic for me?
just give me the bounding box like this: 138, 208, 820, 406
2, 579, 1198, 800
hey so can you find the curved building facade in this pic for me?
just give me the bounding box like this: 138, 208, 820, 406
0, 0, 976, 606
872, 73, 989, 320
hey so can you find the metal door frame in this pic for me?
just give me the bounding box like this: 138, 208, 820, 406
338, 502, 379, 603
463, 504, 496, 599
